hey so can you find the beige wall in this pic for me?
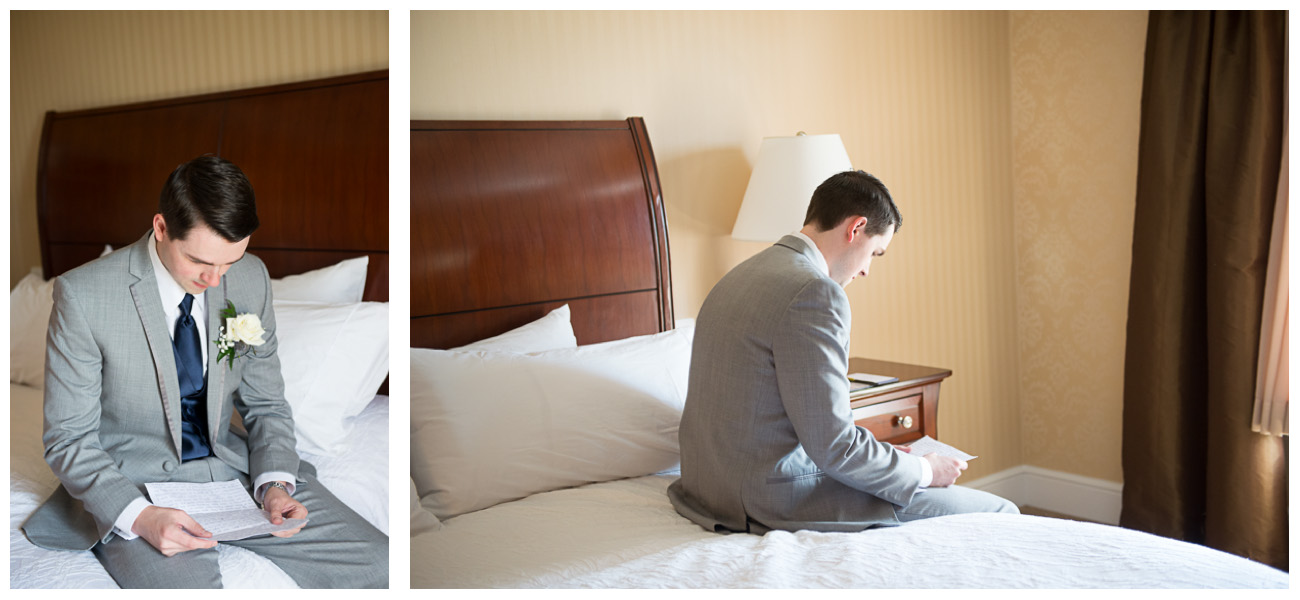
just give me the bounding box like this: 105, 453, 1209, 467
1009, 11, 1147, 483
416, 10, 1023, 480
9, 10, 389, 287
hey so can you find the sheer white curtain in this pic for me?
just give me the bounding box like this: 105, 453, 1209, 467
1252, 71, 1288, 436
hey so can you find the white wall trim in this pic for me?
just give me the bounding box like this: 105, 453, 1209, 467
963, 465, 1123, 525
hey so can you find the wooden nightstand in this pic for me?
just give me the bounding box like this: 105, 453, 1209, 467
847, 358, 952, 445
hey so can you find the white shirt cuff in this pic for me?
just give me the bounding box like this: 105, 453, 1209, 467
112, 497, 153, 540
916, 453, 933, 489
253, 472, 297, 503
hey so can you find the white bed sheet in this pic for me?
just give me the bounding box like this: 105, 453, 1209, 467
9, 382, 389, 589
413, 473, 1288, 588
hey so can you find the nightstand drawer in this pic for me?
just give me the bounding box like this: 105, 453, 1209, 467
851, 395, 924, 444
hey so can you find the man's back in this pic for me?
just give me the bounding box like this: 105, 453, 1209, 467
668, 235, 922, 534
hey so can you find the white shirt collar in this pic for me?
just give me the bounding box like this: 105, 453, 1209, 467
147, 232, 207, 364
788, 231, 830, 277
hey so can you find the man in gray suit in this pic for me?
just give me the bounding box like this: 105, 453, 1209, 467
23, 156, 387, 588
669, 170, 1016, 534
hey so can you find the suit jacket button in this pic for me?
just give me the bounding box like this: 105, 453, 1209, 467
162, 460, 175, 472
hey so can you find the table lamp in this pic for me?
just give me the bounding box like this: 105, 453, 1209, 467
731, 132, 853, 242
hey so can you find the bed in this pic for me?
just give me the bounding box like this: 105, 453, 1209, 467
407, 118, 1287, 588
10, 71, 389, 588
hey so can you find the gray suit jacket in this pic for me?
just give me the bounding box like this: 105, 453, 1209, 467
23, 231, 301, 551
667, 235, 923, 533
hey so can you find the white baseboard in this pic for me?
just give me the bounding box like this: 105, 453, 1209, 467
963, 465, 1123, 525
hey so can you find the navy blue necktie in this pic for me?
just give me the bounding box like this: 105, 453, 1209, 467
173, 293, 211, 461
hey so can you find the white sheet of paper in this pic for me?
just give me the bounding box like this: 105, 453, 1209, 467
904, 435, 977, 461
145, 479, 307, 541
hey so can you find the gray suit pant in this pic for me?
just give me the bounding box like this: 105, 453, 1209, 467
895, 484, 1019, 522
92, 457, 388, 588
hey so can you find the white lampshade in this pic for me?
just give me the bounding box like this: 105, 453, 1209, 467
731, 133, 853, 242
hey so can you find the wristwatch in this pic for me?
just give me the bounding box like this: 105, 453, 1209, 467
260, 481, 290, 509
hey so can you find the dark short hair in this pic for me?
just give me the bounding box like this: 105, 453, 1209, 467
803, 170, 901, 236
158, 156, 259, 242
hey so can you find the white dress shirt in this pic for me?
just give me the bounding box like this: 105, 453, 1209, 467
788, 231, 933, 490
112, 235, 294, 540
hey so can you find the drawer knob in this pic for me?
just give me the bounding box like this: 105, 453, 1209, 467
894, 415, 913, 429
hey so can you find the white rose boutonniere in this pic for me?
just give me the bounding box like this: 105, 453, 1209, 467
215, 300, 266, 369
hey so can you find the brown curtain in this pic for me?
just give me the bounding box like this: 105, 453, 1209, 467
1122, 10, 1288, 571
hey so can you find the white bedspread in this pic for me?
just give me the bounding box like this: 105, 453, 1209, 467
9, 383, 389, 589
413, 473, 1287, 588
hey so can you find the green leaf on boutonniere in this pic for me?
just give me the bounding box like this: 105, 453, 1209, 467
220, 299, 237, 322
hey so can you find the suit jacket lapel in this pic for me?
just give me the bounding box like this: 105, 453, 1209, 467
127, 231, 185, 458
204, 280, 227, 447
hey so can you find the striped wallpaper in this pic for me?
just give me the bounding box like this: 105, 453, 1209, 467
416, 10, 1025, 481
9, 10, 389, 286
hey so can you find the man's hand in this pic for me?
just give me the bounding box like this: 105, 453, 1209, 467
263, 483, 308, 538
132, 505, 217, 557
922, 453, 967, 487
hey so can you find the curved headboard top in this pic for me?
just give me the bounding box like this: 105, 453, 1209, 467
37, 70, 389, 302
410, 118, 673, 349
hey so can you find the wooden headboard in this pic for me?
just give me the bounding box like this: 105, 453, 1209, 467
37, 70, 389, 302
410, 118, 673, 349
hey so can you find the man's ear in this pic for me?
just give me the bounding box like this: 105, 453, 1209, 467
152, 214, 168, 240
845, 216, 869, 242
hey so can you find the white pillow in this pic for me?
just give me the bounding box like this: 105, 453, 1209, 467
10, 246, 112, 389
271, 256, 368, 304
10, 271, 56, 388
273, 300, 389, 455
410, 478, 442, 535
453, 304, 576, 352
410, 326, 692, 520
